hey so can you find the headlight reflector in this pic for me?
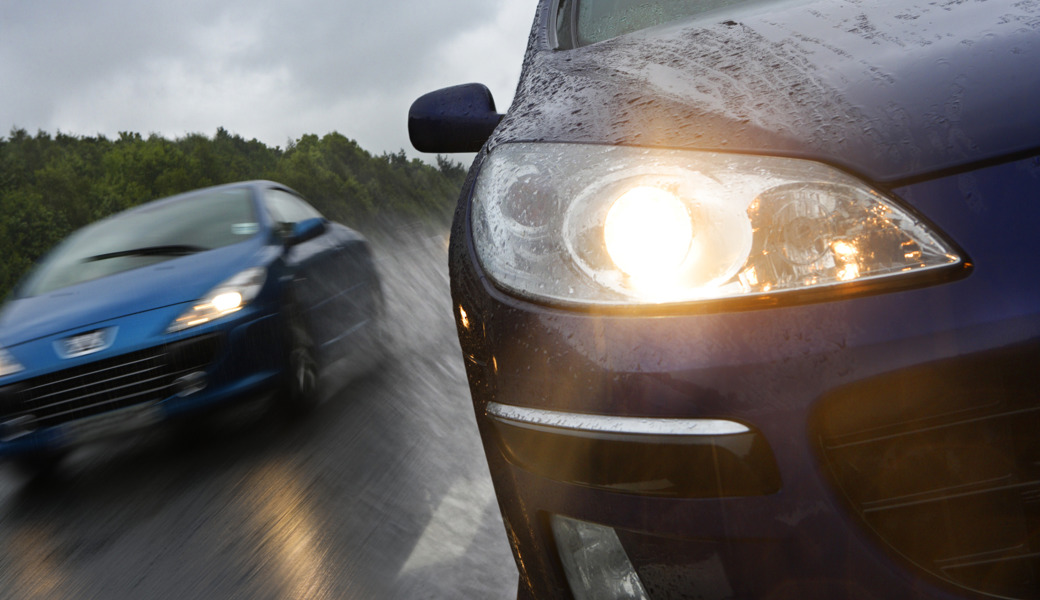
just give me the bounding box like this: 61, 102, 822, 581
471, 143, 962, 306
167, 267, 265, 332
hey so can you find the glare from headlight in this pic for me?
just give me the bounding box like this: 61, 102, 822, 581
471, 143, 962, 306
167, 267, 265, 333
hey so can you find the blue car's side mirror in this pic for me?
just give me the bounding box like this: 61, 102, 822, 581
286, 217, 327, 247
408, 83, 504, 153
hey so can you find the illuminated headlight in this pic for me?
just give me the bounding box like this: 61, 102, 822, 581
167, 267, 266, 333
0, 346, 24, 378
471, 143, 963, 306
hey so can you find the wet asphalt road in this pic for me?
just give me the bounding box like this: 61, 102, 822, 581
0, 227, 517, 599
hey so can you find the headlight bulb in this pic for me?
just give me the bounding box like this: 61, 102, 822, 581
211, 291, 244, 313
603, 186, 693, 284
597, 180, 753, 301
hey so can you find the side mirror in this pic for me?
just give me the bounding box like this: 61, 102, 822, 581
408, 83, 504, 153
286, 217, 327, 247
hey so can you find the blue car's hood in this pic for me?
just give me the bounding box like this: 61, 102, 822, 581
496, 0, 1040, 183
0, 239, 267, 346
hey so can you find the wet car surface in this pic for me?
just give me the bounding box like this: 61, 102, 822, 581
410, 0, 1040, 598
0, 181, 383, 468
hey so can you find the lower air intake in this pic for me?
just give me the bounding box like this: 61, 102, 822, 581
0, 334, 221, 430
815, 343, 1040, 599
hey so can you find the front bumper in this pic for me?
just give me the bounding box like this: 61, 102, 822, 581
0, 306, 288, 457
452, 155, 1040, 599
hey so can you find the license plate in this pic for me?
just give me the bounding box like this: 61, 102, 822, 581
61, 402, 162, 444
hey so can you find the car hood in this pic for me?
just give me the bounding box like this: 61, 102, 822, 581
0, 239, 268, 347
494, 0, 1040, 183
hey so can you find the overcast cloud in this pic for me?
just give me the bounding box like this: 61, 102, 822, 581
0, 1, 534, 156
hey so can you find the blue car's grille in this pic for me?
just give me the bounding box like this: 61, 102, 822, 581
0, 334, 221, 431
815, 342, 1040, 599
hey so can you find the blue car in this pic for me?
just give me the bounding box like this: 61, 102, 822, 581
0, 181, 383, 469
410, 0, 1040, 598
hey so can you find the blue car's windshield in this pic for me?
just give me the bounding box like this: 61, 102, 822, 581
18, 188, 259, 297
556, 0, 772, 48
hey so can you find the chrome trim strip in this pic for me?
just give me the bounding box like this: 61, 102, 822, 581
486, 402, 750, 436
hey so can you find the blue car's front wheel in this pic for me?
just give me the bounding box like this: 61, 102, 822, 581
281, 305, 318, 414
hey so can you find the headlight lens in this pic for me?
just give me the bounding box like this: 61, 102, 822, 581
167, 267, 266, 333
0, 346, 24, 378
471, 143, 962, 306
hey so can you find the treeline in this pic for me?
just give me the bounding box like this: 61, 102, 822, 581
0, 127, 468, 296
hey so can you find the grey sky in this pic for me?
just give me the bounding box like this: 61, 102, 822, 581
0, 1, 533, 156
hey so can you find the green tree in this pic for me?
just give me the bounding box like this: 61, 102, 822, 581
0, 127, 464, 298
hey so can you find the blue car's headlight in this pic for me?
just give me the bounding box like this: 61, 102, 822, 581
471, 143, 963, 306
0, 346, 24, 378
167, 267, 266, 333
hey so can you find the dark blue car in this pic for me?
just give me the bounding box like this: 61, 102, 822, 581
0, 181, 383, 470
410, 0, 1040, 598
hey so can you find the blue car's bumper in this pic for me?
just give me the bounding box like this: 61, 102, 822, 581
454, 155, 1040, 599
0, 303, 289, 458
